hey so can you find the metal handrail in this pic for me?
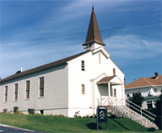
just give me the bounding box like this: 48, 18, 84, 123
109, 100, 158, 129
126, 99, 156, 118
126, 102, 155, 121
99, 96, 156, 121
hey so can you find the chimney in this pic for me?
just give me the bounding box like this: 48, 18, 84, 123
21, 67, 23, 72
155, 72, 158, 78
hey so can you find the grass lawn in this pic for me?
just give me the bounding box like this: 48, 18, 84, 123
0, 113, 161, 133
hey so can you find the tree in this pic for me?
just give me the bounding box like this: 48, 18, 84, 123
130, 92, 144, 107
155, 91, 162, 129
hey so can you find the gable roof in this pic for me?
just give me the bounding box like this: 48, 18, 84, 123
97, 76, 115, 84
82, 7, 106, 46
125, 75, 162, 89
0, 51, 88, 83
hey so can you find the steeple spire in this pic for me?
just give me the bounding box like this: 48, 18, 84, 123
82, 7, 106, 50
92, 2, 94, 10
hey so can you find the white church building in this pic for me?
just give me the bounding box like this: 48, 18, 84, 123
0, 7, 125, 117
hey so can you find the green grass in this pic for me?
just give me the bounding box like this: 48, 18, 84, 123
0, 113, 161, 133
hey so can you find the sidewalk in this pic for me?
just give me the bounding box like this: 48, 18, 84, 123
0, 124, 42, 133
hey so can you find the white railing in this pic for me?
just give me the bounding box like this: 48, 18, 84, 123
98, 96, 156, 121
98, 96, 124, 106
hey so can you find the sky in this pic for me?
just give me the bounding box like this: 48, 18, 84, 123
0, 0, 161, 84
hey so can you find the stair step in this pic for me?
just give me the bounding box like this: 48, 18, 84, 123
111, 106, 158, 129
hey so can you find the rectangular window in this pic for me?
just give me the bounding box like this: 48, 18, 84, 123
113, 68, 116, 75
114, 89, 116, 97
4, 86, 8, 102
153, 88, 157, 92
26, 80, 30, 99
81, 60, 85, 71
82, 84, 85, 94
40, 110, 44, 115
40, 77, 44, 97
147, 101, 153, 109
13, 107, 19, 113
14, 83, 18, 101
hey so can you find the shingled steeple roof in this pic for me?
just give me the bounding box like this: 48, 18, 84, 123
82, 7, 106, 46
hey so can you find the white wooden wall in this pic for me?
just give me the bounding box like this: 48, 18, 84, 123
0, 64, 68, 115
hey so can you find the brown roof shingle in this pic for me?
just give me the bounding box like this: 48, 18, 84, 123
82, 7, 106, 46
125, 75, 162, 89
0, 51, 88, 83
97, 76, 115, 84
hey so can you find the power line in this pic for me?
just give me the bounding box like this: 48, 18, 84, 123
1, 21, 161, 45
100, 21, 162, 31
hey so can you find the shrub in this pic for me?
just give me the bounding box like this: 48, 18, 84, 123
28, 109, 35, 115
129, 92, 144, 107
57, 114, 65, 117
145, 108, 156, 115
74, 111, 80, 118
108, 113, 117, 118
155, 116, 162, 130
91, 114, 97, 118
147, 127, 156, 131
82, 114, 96, 118
82, 115, 89, 118
17, 112, 23, 115
155, 91, 162, 129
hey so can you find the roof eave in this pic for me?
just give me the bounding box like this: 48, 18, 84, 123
82, 40, 106, 46
0, 63, 67, 84
0, 52, 88, 84
125, 84, 162, 90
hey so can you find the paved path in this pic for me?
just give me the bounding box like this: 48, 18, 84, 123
0, 124, 42, 133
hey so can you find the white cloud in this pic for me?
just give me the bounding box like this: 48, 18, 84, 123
47, 0, 132, 23
104, 34, 161, 64
0, 0, 143, 44
1, 40, 82, 61
0, 40, 83, 77
1, 0, 160, 79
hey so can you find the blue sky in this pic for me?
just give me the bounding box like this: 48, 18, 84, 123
0, 0, 161, 84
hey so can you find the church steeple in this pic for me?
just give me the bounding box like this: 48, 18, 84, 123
82, 7, 106, 50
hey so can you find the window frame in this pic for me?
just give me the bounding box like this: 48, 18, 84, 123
114, 88, 116, 97
26, 80, 30, 99
13, 107, 19, 113
14, 83, 18, 101
4, 86, 8, 102
39, 77, 44, 97
81, 84, 85, 95
153, 88, 157, 92
113, 68, 116, 75
147, 101, 153, 109
81, 60, 85, 71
